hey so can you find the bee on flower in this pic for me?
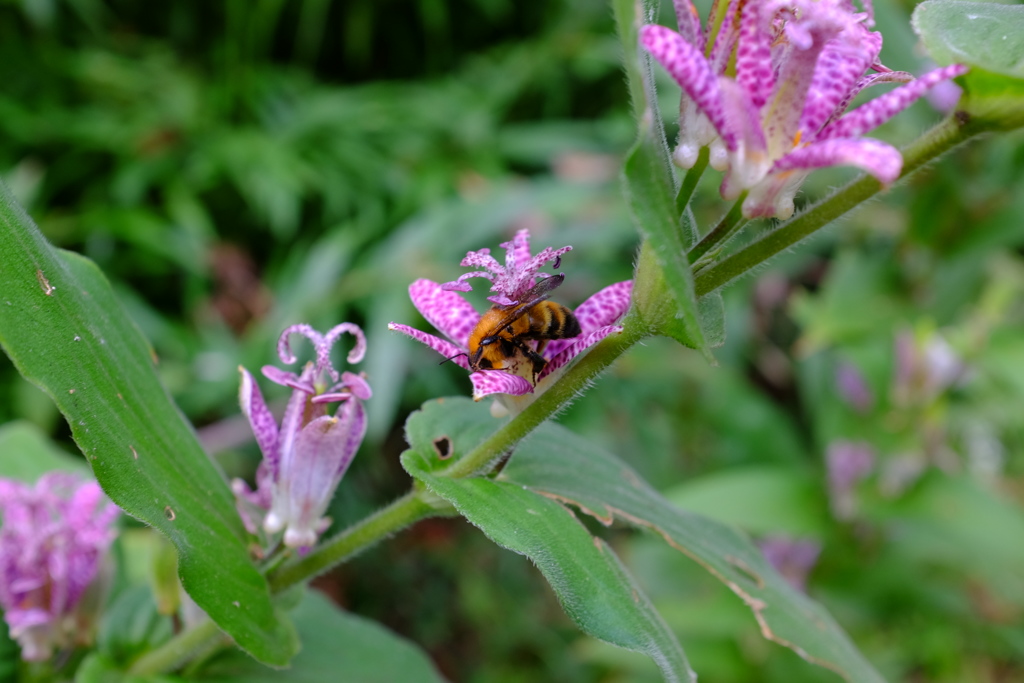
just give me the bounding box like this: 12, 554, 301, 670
389, 229, 632, 412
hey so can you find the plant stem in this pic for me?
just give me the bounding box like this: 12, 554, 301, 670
675, 147, 708, 215
128, 619, 223, 676
694, 114, 976, 296
268, 490, 437, 592
689, 197, 748, 264
440, 311, 649, 480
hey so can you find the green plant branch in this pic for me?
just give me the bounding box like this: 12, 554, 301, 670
128, 618, 223, 677
689, 195, 748, 264
268, 490, 438, 592
440, 313, 650, 479
693, 113, 978, 296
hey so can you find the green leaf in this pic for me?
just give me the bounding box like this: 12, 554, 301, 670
197, 590, 449, 683
615, 0, 710, 359
913, 1, 1024, 131
402, 399, 695, 683
913, 1, 1024, 78
502, 421, 886, 683
0, 420, 89, 480
0, 182, 295, 666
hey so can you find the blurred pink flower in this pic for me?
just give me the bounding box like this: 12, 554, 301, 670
641, 0, 967, 218
0, 473, 118, 661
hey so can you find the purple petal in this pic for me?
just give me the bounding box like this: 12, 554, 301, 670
641, 25, 734, 151
276, 324, 323, 365
544, 281, 633, 359
798, 28, 881, 138
277, 401, 366, 548
239, 367, 280, 467
821, 69, 915, 131
772, 137, 902, 182
261, 365, 309, 392
407, 279, 481, 348
718, 77, 771, 198
502, 229, 533, 273
759, 536, 821, 593
441, 271, 491, 292
672, 0, 705, 51
387, 323, 471, 370
821, 64, 968, 140
470, 371, 534, 401
459, 247, 503, 274
540, 325, 623, 379
707, 0, 741, 74
735, 0, 775, 110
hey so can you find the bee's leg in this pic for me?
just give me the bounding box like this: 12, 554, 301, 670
514, 342, 548, 384
535, 339, 550, 355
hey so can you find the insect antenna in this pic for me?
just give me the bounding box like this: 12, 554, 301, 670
439, 352, 468, 366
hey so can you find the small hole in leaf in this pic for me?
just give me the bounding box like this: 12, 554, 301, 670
164, 506, 176, 522
433, 436, 453, 459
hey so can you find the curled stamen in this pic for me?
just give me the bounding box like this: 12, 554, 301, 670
323, 323, 368, 366
277, 324, 324, 365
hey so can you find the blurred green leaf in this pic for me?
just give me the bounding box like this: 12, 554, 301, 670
0, 420, 89, 480
97, 585, 174, 666
197, 590, 449, 683
402, 399, 694, 683
913, 1, 1024, 77
664, 466, 827, 538
503, 419, 885, 683
0, 183, 295, 666
75, 652, 183, 683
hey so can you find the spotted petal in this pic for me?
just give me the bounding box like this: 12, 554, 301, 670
772, 137, 902, 182
541, 326, 624, 379
470, 370, 533, 401
821, 64, 968, 140
641, 24, 734, 151
545, 280, 633, 359
387, 323, 471, 370
408, 278, 480, 348
239, 367, 280, 471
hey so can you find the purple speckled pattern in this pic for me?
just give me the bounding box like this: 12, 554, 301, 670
822, 63, 969, 140
470, 370, 534, 400
409, 278, 480, 348
640, 25, 734, 151
234, 323, 370, 549
798, 28, 880, 138
735, 1, 774, 111
642, 0, 967, 218
0, 473, 119, 661
541, 325, 624, 378
544, 280, 633, 359
771, 137, 902, 182
672, 0, 704, 51
442, 229, 572, 306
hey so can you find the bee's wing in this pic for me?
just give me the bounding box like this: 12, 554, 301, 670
489, 274, 565, 332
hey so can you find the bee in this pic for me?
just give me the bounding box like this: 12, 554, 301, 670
465, 274, 582, 384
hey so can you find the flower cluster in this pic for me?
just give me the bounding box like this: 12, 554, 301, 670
641, 0, 968, 218
389, 229, 632, 405
233, 323, 370, 549
0, 473, 119, 661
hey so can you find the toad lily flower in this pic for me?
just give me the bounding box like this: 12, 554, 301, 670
0, 473, 119, 661
233, 323, 370, 549
388, 229, 632, 406
642, 0, 968, 218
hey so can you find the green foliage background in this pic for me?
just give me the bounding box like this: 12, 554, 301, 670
0, 0, 1023, 681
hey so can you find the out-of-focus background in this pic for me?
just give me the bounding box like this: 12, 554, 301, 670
0, 0, 1022, 681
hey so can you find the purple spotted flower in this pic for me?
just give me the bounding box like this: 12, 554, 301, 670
0, 473, 119, 661
232, 323, 370, 549
826, 439, 875, 519
388, 229, 632, 406
642, 0, 967, 218
759, 535, 821, 592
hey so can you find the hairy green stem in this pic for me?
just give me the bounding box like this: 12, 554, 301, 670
440, 313, 648, 479
268, 490, 437, 592
128, 619, 222, 676
689, 196, 748, 264
694, 114, 976, 296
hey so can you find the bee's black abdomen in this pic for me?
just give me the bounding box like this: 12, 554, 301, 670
563, 311, 581, 338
